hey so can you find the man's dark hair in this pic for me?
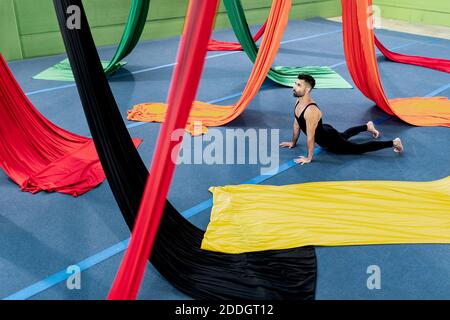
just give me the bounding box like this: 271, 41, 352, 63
298, 74, 316, 89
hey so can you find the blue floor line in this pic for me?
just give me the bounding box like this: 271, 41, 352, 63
25, 84, 78, 96
328, 41, 419, 68
277, 29, 340, 45
425, 82, 450, 97
183, 158, 303, 219
4, 240, 130, 300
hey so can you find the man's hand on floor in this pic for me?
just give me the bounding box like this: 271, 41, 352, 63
280, 141, 296, 148
295, 156, 312, 165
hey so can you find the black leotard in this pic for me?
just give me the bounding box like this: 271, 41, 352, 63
294, 102, 338, 148
294, 101, 393, 154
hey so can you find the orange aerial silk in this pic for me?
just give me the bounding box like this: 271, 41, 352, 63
128, 0, 292, 135
342, 0, 450, 127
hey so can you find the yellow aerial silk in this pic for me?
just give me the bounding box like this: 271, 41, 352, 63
201, 177, 450, 254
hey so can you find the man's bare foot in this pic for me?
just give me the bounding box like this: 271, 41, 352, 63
393, 138, 404, 153
367, 121, 380, 138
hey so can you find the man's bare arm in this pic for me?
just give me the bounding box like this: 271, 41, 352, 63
304, 108, 321, 161
280, 119, 300, 148
292, 119, 300, 145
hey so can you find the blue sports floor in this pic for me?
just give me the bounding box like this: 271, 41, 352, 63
1, 18, 450, 300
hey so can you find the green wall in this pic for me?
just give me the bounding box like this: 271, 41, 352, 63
1, 0, 449, 62
374, 0, 450, 27
0, 0, 341, 61
0, 0, 23, 60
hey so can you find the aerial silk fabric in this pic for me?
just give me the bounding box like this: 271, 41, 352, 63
207, 21, 266, 51
342, 0, 450, 127
108, 0, 220, 299
128, 0, 297, 136
55, 0, 317, 301
375, 36, 450, 74
34, 0, 150, 81
202, 177, 450, 253
1, 54, 113, 196
223, 0, 352, 88
210, 13, 450, 75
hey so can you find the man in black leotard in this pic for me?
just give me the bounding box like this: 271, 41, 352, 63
280, 74, 404, 165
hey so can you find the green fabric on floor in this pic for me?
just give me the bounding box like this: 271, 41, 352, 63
224, 0, 353, 89
33, 59, 126, 81
33, 0, 150, 81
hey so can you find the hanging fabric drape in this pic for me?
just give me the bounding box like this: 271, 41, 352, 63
375, 36, 450, 74
0, 54, 141, 196
202, 177, 450, 253
108, 0, 220, 299
128, 0, 327, 136
34, 0, 150, 81
209, 12, 450, 75
223, 0, 352, 88
208, 21, 266, 51
342, 0, 450, 127
55, 0, 317, 300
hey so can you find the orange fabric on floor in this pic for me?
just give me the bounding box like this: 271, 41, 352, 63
127, 0, 292, 136
342, 0, 450, 127
390, 97, 450, 126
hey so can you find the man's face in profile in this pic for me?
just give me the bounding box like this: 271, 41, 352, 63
293, 80, 308, 98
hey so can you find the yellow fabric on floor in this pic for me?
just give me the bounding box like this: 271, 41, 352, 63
201, 177, 450, 253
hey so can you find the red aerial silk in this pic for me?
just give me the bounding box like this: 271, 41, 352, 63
375, 36, 450, 74
207, 21, 266, 51
108, 0, 219, 300
0, 54, 141, 196
342, 0, 450, 127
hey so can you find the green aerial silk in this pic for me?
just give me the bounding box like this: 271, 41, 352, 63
33, 0, 150, 81
223, 0, 352, 89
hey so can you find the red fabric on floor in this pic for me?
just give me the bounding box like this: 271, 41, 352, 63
0, 54, 141, 196
207, 21, 266, 51
375, 35, 450, 74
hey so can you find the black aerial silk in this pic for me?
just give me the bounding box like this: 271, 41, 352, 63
54, 0, 317, 300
